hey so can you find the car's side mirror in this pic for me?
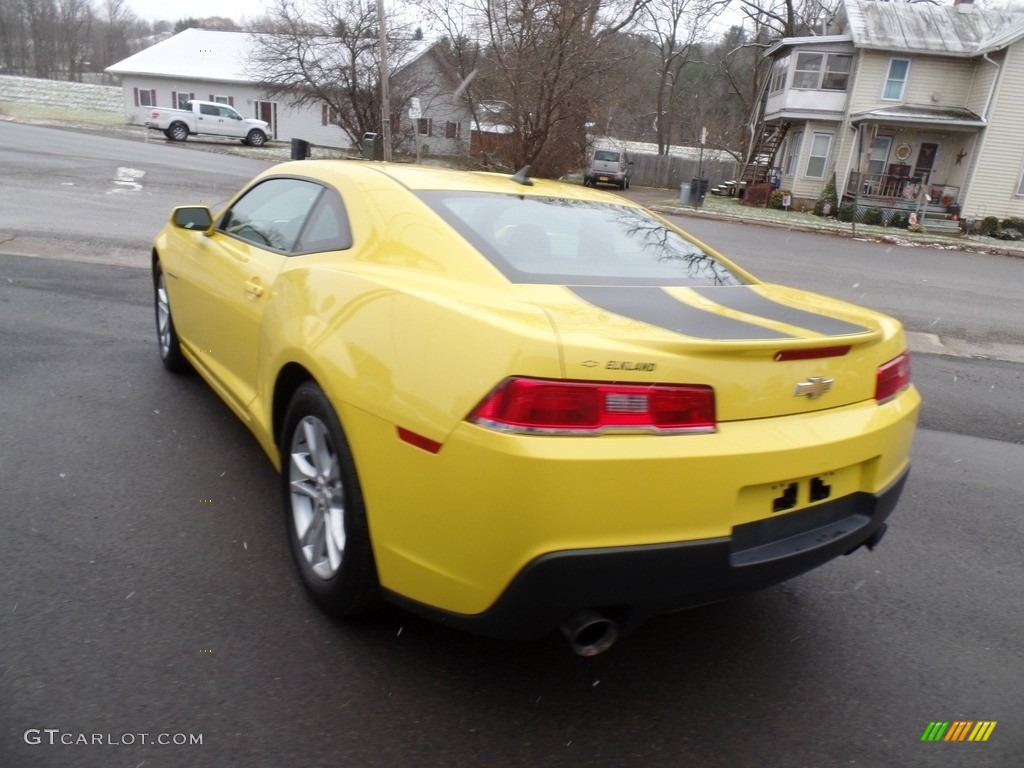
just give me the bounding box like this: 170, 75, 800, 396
171, 206, 213, 231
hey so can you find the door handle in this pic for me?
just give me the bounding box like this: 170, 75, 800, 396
244, 280, 265, 298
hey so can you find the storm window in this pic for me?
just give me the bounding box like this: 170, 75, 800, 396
867, 136, 893, 175
769, 56, 790, 94
792, 53, 852, 91
804, 133, 833, 178
783, 131, 803, 176
134, 88, 157, 107
883, 58, 910, 101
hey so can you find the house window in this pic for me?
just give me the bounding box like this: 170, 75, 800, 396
769, 55, 790, 94
134, 88, 157, 107
444, 121, 461, 140
792, 53, 852, 91
883, 58, 910, 101
804, 132, 833, 178
417, 118, 433, 136
175, 91, 194, 110
321, 104, 340, 126
867, 136, 892, 175
821, 55, 852, 90
783, 131, 803, 176
213, 94, 231, 105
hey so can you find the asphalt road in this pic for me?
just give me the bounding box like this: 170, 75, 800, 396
0, 120, 272, 265
1, 124, 1022, 767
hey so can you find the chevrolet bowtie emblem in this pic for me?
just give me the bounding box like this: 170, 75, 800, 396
794, 376, 834, 399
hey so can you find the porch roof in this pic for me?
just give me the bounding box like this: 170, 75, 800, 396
849, 104, 985, 129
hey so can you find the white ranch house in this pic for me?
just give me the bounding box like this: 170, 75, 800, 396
746, 0, 1024, 225
106, 28, 472, 156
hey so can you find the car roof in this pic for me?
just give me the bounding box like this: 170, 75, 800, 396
260, 160, 642, 203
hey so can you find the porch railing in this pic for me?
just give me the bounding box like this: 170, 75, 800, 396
847, 171, 960, 207
847, 170, 926, 201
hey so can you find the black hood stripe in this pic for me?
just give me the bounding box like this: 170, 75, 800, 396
570, 286, 792, 340
692, 286, 871, 337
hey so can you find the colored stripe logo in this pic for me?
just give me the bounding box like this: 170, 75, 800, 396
921, 721, 997, 742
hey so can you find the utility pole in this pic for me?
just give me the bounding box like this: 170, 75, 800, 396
376, 0, 392, 161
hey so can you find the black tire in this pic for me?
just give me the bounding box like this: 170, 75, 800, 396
281, 382, 380, 617
246, 129, 267, 147
153, 262, 190, 373
168, 122, 188, 142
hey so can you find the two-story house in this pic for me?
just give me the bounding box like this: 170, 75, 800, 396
745, 0, 1024, 225
106, 28, 472, 156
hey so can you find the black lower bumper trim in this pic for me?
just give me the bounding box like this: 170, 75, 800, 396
384, 469, 909, 641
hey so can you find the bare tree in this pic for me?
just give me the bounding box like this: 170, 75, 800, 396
96, 0, 138, 70
0, 0, 32, 73
248, 0, 417, 147
734, 0, 843, 39
684, 22, 761, 156
413, 0, 649, 177
24, 0, 59, 76
58, 0, 91, 80
635, 0, 729, 154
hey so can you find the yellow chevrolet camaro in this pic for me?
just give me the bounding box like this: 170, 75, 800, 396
152, 161, 919, 655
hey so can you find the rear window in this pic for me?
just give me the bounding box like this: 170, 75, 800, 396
594, 150, 622, 162
420, 192, 747, 287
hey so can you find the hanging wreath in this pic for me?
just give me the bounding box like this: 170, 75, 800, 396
895, 143, 913, 163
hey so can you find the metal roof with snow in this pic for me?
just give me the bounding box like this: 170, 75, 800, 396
106, 28, 434, 84
844, 0, 1024, 57
106, 29, 254, 83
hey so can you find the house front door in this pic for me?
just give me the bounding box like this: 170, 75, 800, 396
256, 101, 277, 139
914, 142, 937, 185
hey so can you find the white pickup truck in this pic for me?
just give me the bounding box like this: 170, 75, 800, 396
147, 100, 271, 146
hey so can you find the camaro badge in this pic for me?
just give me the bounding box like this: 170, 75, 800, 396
794, 376, 834, 399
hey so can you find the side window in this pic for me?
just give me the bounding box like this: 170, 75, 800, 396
199, 103, 218, 116
804, 133, 833, 178
295, 190, 354, 253
218, 106, 240, 119
220, 178, 324, 253
792, 53, 823, 89
783, 131, 803, 176
883, 58, 910, 101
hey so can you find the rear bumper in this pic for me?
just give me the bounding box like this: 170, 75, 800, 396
385, 469, 907, 641
587, 171, 626, 184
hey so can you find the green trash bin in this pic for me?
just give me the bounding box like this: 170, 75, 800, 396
361, 132, 383, 161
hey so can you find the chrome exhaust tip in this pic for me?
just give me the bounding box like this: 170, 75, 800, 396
560, 609, 619, 656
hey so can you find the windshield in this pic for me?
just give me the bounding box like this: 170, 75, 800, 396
419, 192, 748, 287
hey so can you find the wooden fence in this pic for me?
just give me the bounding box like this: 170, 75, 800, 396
629, 152, 742, 190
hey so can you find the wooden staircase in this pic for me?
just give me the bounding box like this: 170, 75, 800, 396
740, 122, 790, 185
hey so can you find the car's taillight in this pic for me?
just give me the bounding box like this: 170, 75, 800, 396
469, 377, 715, 435
875, 351, 911, 403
